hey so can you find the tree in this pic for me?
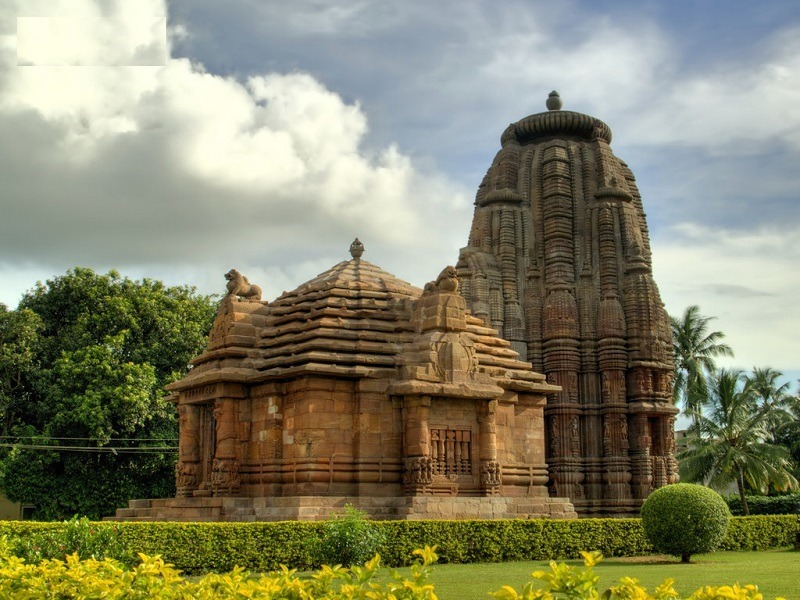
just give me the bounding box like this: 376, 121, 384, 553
640, 483, 730, 563
745, 367, 793, 443
0, 268, 217, 519
670, 305, 733, 425
678, 368, 799, 515
0, 305, 42, 435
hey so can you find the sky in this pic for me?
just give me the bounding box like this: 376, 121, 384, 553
1, 0, 798, 385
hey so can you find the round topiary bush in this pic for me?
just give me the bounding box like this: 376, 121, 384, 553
641, 483, 731, 563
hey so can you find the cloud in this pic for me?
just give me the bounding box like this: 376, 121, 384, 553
0, 0, 471, 307
653, 223, 800, 372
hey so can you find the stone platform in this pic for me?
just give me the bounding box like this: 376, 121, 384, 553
107, 495, 576, 522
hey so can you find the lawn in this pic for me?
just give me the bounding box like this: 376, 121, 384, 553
388, 549, 800, 599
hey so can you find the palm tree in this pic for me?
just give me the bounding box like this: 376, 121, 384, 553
745, 367, 793, 443
670, 305, 733, 425
678, 368, 798, 515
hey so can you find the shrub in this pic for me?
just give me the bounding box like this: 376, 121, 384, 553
641, 483, 731, 563
311, 504, 387, 567
10, 515, 130, 565
0, 543, 787, 600
2, 513, 795, 573
726, 493, 800, 516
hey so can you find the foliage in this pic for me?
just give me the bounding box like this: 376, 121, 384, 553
2, 515, 796, 575
0, 305, 42, 436
718, 516, 800, 551
640, 483, 731, 563
311, 504, 387, 567
0, 268, 217, 520
0, 540, 794, 600
10, 516, 131, 565
490, 551, 680, 600
745, 367, 794, 445
678, 369, 799, 514
725, 493, 800, 516
0, 542, 442, 600
670, 305, 733, 424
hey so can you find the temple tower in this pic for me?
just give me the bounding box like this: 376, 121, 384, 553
456, 92, 678, 516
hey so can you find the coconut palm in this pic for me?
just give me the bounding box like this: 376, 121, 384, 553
670, 305, 733, 425
678, 368, 798, 515
745, 367, 793, 443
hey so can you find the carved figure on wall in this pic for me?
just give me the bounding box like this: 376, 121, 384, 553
211, 458, 241, 493
404, 456, 434, 485
225, 269, 262, 301
549, 417, 559, 456
570, 416, 581, 457
175, 462, 198, 495
481, 460, 501, 486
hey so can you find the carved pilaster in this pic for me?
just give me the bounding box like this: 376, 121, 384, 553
176, 403, 201, 496
211, 398, 240, 495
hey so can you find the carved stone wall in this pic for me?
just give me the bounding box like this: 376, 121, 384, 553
456, 95, 678, 516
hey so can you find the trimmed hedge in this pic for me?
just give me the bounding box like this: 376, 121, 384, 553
726, 493, 800, 516
1, 515, 797, 573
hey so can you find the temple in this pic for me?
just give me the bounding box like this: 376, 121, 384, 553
114, 93, 677, 521
114, 246, 576, 521
456, 91, 678, 515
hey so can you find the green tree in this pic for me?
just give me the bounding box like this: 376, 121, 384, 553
640, 483, 730, 563
0, 268, 216, 519
678, 368, 799, 515
745, 367, 793, 443
0, 305, 42, 434
670, 305, 733, 425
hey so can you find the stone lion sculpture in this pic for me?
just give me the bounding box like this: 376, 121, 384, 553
435, 265, 459, 293
423, 265, 459, 294
225, 269, 262, 301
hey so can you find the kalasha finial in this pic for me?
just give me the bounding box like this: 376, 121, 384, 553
349, 237, 364, 259
546, 90, 562, 111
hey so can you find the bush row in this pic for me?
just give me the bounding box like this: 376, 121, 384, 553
725, 493, 800, 516
1, 515, 797, 573
0, 545, 784, 600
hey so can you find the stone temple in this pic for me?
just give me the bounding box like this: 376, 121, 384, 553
114, 93, 677, 521
456, 91, 678, 515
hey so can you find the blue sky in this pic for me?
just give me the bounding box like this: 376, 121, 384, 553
1, 0, 798, 386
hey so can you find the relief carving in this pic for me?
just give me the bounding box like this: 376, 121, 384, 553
481, 460, 501, 487
570, 416, 581, 457
211, 458, 241, 493
175, 462, 198, 496
404, 456, 434, 485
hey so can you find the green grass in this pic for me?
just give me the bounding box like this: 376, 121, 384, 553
386, 549, 800, 599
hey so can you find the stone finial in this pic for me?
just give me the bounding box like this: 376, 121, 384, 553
224, 269, 262, 301
546, 90, 562, 111
349, 238, 364, 260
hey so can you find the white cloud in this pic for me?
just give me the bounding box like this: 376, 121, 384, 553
621, 26, 800, 153
653, 223, 800, 372
0, 0, 470, 307
17, 17, 167, 66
